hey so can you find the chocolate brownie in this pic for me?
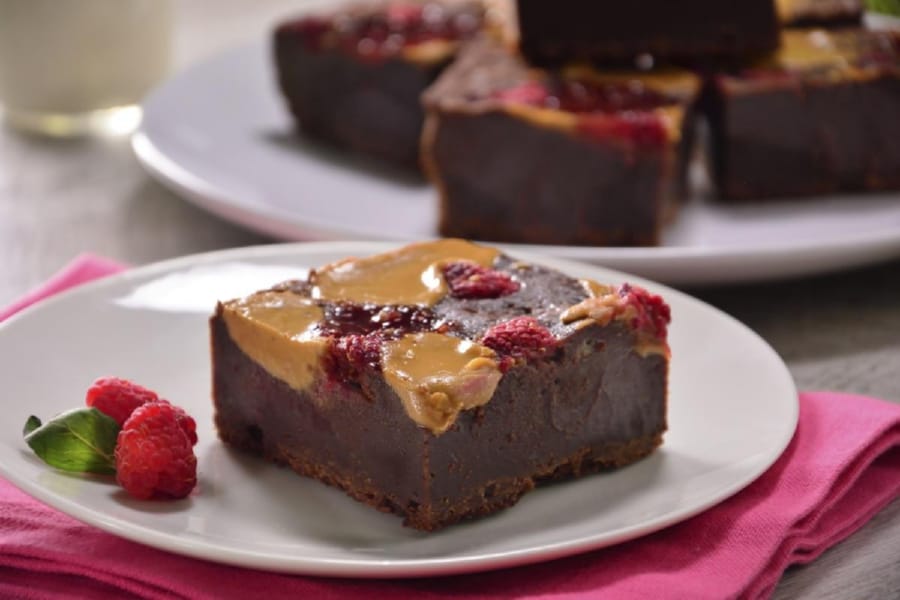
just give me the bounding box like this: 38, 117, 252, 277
776, 0, 863, 27
273, 1, 484, 171
708, 28, 900, 201
210, 239, 670, 531
421, 37, 700, 246
516, 0, 781, 66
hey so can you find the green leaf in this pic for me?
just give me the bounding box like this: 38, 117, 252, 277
23, 415, 42, 436
867, 0, 900, 16
24, 408, 120, 475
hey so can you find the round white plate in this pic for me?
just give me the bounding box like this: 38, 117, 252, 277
134, 40, 900, 285
0, 242, 797, 577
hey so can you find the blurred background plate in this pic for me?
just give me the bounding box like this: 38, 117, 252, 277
134, 40, 900, 285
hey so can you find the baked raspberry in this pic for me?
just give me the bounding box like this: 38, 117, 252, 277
482, 316, 557, 361
115, 402, 197, 500
327, 333, 385, 382
618, 283, 671, 341
339, 333, 383, 369
384, 3, 425, 28
494, 79, 672, 147
318, 302, 439, 337
494, 80, 548, 105
443, 262, 520, 299
577, 113, 669, 147
284, 2, 482, 61
86, 377, 158, 427
496, 78, 673, 114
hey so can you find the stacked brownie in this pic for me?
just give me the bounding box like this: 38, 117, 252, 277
709, 28, 900, 200
273, 1, 900, 245
422, 39, 700, 246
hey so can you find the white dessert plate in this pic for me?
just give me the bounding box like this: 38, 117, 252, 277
133, 39, 900, 285
0, 242, 797, 577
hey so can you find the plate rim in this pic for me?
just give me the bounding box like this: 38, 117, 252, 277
0, 241, 799, 578
132, 128, 900, 261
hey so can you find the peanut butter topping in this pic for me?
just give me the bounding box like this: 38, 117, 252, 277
580, 278, 614, 298
633, 339, 670, 358
565, 278, 618, 325
499, 71, 691, 143
310, 239, 500, 306
504, 101, 685, 143
655, 105, 687, 144
562, 65, 701, 98
561, 292, 625, 327
382, 332, 502, 434
775, 29, 858, 71
776, 0, 800, 21
502, 102, 579, 133
774, 0, 858, 24
221, 291, 326, 391
401, 39, 458, 65
561, 282, 670, 358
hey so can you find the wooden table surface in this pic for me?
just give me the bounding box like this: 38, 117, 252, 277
1, 1, 898, 598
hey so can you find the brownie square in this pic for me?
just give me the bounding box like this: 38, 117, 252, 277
708, 28, 900, 201
516, 0, 781, 65
273, 1, 484, 171
211, 239, 670, 531
421, 37, 701, 246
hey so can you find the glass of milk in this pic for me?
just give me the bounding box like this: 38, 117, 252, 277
0, 0, 173, 137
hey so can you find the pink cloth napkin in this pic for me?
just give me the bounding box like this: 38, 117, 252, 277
1, 255, 899, 600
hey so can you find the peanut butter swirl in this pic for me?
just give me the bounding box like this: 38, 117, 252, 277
776, 29, 858, 71
382, 332, 502, 434
310, 238, 500, 306
219, 240, 508, 434
221, 291, 326, 391
561, 279, 669, 357
752, 29, 892, 82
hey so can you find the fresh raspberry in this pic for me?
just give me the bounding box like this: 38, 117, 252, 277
85, 377, 197, 445
482, 316, 557, 361
115, 402, 197, 500
618, 283, 671, 341
161, 400, 198, 446
443, 262, 520, 299
86, 377, 158, 427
